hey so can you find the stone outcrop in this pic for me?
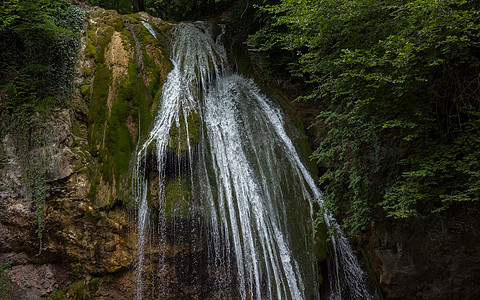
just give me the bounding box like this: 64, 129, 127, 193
0, 8, 236, 300
362, 208, 480, 300
0, 107, 135, 299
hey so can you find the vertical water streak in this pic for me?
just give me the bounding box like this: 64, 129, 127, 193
133, 21, 226, 299
249, 82, 373, 300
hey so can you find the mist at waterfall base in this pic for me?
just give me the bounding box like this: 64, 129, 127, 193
132, 21, 373, 299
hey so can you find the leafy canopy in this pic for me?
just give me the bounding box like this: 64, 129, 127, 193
249, 0, 480, 235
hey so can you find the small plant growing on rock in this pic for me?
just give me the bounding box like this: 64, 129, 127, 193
0, 263, 12, 298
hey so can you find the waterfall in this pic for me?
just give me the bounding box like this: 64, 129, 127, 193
133, 21, 373, 299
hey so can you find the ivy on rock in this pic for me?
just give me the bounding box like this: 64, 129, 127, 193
0, 0, 83, 253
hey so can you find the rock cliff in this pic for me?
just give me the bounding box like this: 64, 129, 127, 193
0, 8, 234, 299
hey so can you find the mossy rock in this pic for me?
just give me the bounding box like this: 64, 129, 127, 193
80, 84, 90, 95
83, 10, 174, 214
85, 10, 125, 64
168, 110, 201, 153
313, 218, 331, 284
125, 16, 140, 24
137, 26, 161, 46
164, 176, 192, 217
48, 276, 105, 300
156, 23, 172, 35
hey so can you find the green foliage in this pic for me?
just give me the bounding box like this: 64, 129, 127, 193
87, 0, 134, 14
143, 0, 209, 20
0, 0, 83, 104
250, 0, 480, 235
0, 263, 12, 298
0, 0, 83, 252
8, 112, 47, 253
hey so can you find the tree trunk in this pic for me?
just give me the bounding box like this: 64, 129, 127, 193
131, 0, 145, 12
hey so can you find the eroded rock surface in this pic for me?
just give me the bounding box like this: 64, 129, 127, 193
361, 209, 480, 300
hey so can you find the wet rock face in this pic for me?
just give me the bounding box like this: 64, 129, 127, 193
367, 210, 480, 300
0, 108, 136, 299
44, 109, 76, 182
136, 218, 239, 299
7, 264, 67, 299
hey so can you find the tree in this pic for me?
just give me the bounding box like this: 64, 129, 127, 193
0, 0, 83, 253
249, 0, 480, 235
132, 0, 145, 11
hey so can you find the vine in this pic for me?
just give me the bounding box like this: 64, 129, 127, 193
11, 112, 47, 254
0, 0, 83, 253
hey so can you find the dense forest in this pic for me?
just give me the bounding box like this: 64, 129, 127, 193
3, 0, 478, 236
248, 0, 480, 235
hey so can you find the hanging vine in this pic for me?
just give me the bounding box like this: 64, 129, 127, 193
11, 112, 47, 254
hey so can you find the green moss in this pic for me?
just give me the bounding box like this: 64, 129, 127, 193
137, 26, 160, 46
106, 14, 124, 32
102, 63, 137, 184
80, 84, 90, 95
295, 131, 319, 176
164, 176, 192, 217
83, 11, 175, 209
48, 280, 85, 300
0, 263, 12, 298
88, 64, 111, 156
156, 24, 171, 35
82, 66, 93, 77
150, 23, 172, 47
133, 21, 173, 138
146, 178, 154, 209
85, 42, 97, 59
168, 110, 201, 153
87, 171, 100, 203
125, 16, 140, 24
47, 276, 105, 300
313, 217, 331, 284
85, 12, 120, 64
136, 62, 164, 138
90, 277, 101, 293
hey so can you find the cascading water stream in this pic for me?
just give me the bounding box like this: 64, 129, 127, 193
133, 21, 373, 299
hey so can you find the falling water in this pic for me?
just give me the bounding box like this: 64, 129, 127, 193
133, 21, 373, 299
